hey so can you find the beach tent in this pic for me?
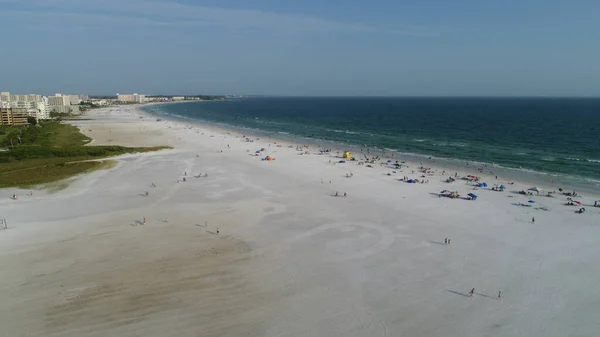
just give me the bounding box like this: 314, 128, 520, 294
528, 187, 543, 194
467, 193, 478, 199
479, 182, 488, 187
343, 151, 352, 159
528, 200, 535, 203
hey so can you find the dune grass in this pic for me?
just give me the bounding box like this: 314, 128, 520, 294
0, 122, 170, 188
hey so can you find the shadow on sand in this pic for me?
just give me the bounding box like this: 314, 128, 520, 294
445, 289, 471, 298
429, 240, 446, 246
475, 292, 499, 300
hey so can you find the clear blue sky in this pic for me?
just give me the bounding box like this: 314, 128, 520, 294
2, 0, 599, 96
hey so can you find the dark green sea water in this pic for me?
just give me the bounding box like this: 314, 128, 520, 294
142, 97, 600, 191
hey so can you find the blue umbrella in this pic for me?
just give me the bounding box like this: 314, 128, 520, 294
528, 200, 535, 203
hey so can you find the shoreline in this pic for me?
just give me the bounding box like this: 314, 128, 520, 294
139, 103, 600, 196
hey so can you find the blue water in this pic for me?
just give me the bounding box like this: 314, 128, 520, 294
142, 97, 600, 190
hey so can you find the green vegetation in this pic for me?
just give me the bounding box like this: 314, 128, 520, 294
0, 121, 170, 188
0, 126, 22, 144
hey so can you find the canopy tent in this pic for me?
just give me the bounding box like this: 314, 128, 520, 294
479, 182, 488, 187
467, 193, 478, 199
528, 186, 543, 194
343, 151, 352, 159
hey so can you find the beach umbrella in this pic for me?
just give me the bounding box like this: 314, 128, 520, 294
528, 187, 543, 194
387, 160, 392, 163
528, 200, 535, 203
575, 201, 581, 205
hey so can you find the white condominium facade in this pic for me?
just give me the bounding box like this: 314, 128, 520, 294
117, 93, 146, 103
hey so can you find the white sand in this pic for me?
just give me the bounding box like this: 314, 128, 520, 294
1, 106, 599, 337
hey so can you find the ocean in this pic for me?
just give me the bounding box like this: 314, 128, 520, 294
142, 97, 600, 192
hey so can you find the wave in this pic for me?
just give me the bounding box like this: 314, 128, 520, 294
541, 157, 555, 162
432, 142, 468, 148
413, 139, 427, 142
564, 157, 600, 164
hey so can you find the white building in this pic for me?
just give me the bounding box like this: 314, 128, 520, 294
47, 93, 70, 106
35, 102, 50, 119
117, 93, 146, 103
0, 92, 10, 102
69, 95, 81, 105
27, 94, 43, 102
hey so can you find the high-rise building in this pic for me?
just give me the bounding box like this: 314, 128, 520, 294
26, 94, 43, 102
68, 95, 81, 105
0, 108, 29, 126
0, 92, 10, 102
47, 94, 70, 106
117, 93, 146, 103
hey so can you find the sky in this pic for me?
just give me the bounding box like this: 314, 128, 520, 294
1, 0, 600, 96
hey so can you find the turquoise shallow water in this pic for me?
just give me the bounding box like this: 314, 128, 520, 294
142, 97, 600, 191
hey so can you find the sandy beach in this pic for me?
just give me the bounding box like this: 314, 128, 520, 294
1, 106, 599, 337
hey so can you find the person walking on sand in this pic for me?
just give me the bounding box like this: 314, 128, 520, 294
216, 228, 219, 235
145, 191, 149, 196
143, 217, 146, 225
532, 217, 535, 224
344, 192, 347, 198
498, 290, 502, 299
444, 238, 448, 245
470, 288, 475, 297
165, 217, 169, 223
447, 238, 451, 246
335, 192, 339, 197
